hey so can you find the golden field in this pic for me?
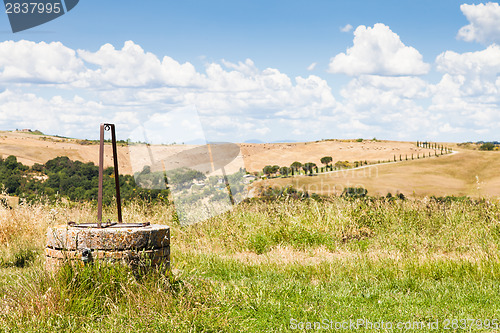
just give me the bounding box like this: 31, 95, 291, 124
1, 130, 498, 198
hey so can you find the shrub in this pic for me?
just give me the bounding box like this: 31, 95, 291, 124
480, 142, 496, 151
342, 187, 367, 198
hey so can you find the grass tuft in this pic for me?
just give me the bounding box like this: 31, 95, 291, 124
1, 197, 500, 331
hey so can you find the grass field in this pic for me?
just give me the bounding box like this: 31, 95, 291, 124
1, 196, 500, 332
1, 134, 499, 331
264, 149, 500, 198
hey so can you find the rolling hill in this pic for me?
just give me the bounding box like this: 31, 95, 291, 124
1, 130, 497, 198
263, 149, 500, 198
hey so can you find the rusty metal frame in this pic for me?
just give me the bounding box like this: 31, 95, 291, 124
67, 124, 150, 229
97, 123, 122, 228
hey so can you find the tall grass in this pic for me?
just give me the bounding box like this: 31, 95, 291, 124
1, 197, 500, 331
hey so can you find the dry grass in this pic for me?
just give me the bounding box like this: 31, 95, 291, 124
240, 139, 438, 172
0, 131, 131, 172
1, 197, 500, 331
0, 131, 441, 177
264, 149, 500, 198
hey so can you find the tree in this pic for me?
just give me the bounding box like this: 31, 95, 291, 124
140, 165, 151, 174
335, 160, 351, 169
279, 166, 290, 177
263, 165, 274, 176
290, 161, 302, 173
32, 163, 43, 172
320, 156, 333, 168
4, 176, 20, 194
480, 142, 495, 151
342, 187, 367, 198
4, 155, 23, 171
263, 165, 280, 177
302, 162, 317, 175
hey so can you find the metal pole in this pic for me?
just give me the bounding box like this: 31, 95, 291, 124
109, 124, 123, 223
97, 124, 105, 227
97, 123, 123, 227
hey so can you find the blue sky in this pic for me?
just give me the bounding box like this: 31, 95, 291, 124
0, 0, 498, 143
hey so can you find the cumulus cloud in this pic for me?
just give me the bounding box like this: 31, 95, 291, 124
457, 2, 500, 44
328, 23, 430, 76
0, 40, 85, 84
0, 40, 339, 142
336, 75, 433, 138
3, 38, 500, 143
429, 43, 500, 139
340, 24, 353, 33
436, 44, 500, 76
78, 41, 202, 88
0, 89, 106, 137
435, 45, 500, 106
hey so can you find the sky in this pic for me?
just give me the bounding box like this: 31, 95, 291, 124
0, 0, 499, 143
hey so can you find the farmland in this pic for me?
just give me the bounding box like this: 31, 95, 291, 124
0, 132, 500, 331
264, 149, 500, 198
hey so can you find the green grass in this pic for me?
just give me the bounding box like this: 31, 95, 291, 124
1, 197, 500, 331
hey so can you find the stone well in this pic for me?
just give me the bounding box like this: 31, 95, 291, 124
45, 124, 171, 272
45, 224, 170, 271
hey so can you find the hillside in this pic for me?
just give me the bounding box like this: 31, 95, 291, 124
0, 131, 133, 173
240, 139, 438, 172
2, 130, 496, 198
0, 131, 439, 176
264, 149, 500, 198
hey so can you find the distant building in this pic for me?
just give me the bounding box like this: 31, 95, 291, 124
19, 129, 32, 132
243, 174, 257, 184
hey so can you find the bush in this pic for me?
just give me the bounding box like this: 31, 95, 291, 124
342, 187, 367, 198
335, 160, 351, 169
480, 142, 496, 151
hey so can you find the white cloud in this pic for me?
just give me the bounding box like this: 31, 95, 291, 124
429, 43, 500, 138
78, 41, 202, 88
436, 44, 500, 76
307, 62, 317, 71
255, 127, 271, 135
336, 75, 432, 138
435, 46, 500, 107
340, 24, 353, 33
439, 123, 462, 134
457, 2, 500, 44
0, 89, 106, 137
0, 40, 85, 84
0, 40, 339, 142
328, 23, 430, 76
221, 58, 258, 76
2, 38, 500, 143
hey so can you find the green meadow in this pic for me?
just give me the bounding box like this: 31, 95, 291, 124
1, 196, 500, 332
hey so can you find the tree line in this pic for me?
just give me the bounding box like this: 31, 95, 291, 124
0, 155, 169, 204
416, 141, 452, 154
262, 156, 370, 178
262, 141, 454, 178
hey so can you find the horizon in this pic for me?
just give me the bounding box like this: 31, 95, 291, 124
2, 128, 495, 145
